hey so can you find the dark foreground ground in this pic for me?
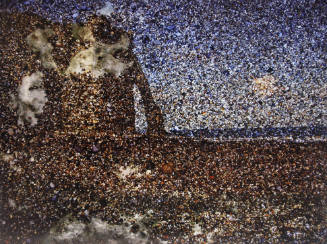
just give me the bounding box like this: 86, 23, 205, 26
1, 133, 326, 243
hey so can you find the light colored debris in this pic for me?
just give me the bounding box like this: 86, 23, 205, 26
8, 198, 17, 209
116, 165, 143, 179
26, 28, 57, 69
66, 34, 133, 78
72, 25, 95, 42
0, 152, 14, 162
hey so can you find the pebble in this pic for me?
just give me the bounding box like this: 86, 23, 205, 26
92, 144, 99, 152
7, 128, 14, 136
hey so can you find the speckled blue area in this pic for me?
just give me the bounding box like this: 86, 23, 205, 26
5, 0, 327, 140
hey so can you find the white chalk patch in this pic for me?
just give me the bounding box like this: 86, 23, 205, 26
56, 222, 85, 241
26, 28, 57, 69
0, 153, 14, 162
66, 34, 133, 78
43, 213, 154, 244
12, 72, 48, 126
91, 218, 110, 234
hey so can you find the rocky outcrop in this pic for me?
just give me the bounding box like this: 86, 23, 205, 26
0, 12, 166, 140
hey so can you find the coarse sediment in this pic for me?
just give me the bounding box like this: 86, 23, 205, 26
1, 2, 327, 243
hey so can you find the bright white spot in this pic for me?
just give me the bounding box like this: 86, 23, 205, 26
192, 223, 203, 235
227, 214, 237, 221
97, 1, 115, 17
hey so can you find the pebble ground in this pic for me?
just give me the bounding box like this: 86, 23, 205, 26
1, 134, 327, 243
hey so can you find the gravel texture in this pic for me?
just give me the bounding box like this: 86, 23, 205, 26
0, 1, 327, 243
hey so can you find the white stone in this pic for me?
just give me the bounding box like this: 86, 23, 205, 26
13, 72, 48, 126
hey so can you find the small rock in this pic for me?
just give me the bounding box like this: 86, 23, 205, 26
92, 144, 99, 152
267, 67, 274, 73
7, 128, 14, 136
161, 162, 174, 174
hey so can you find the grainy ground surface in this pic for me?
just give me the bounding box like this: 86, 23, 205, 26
1, 134, 327, 243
